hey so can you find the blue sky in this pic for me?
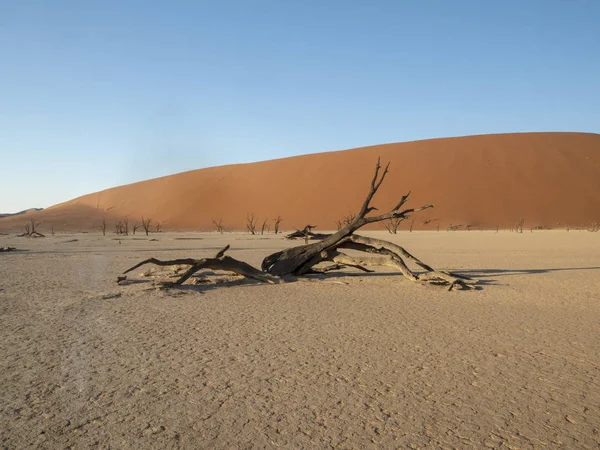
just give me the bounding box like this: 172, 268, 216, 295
1, 0, 598, 212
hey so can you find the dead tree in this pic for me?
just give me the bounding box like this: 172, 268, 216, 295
409, 219, 414, 232
120, 245, 277, 288
115, 221, 124, 235
212, 218, 224, 234
18, 218, 45, 237
100, 218, 107, 236
123, 217, 129, 236
344, 213, 356, 226
141, 217, 152, 236
259, 159, 476, 289
273, 216, 283, 234
132, 223, 140, 235
260, 219, 269, 235
120, 158, 477, 291
246, 213, 258, 235
285, 225, 329, 241
516, 218, 524, 234
155, 222, 162, 233
384, 217, 405, 234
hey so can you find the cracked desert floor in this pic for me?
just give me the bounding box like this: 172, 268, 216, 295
1, 230, 599, 449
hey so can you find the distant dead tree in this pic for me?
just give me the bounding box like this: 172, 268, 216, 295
516, 218, 524, 234
422, 217, 438, 226
100, 218, 107, 236
588, 222, 599, 232
343, 213, 356, 226
285, 225, 330, 243
141, 217, 152, 236
51, 225, 55, 235
212, 218, 224, 234
19, 218, 45, 237
132, 223, 140, 235
260, 219, 269, 235
273, 216, 283, 234
409, 219, 414, 232
155, 222, 162, 233
246, 213, 258, 235
337, 213, 357, 231
115, 221, 123, 235
123, 217, 129, 236
384, 217, 405, 234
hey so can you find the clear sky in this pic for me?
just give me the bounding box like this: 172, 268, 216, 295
1, 0, 598, 212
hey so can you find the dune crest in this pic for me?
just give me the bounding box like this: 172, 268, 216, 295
2, 132, 599, 231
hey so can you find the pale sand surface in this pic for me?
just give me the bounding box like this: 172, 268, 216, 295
1, 231, 599, 449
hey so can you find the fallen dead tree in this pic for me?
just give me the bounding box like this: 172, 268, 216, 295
0, 246, 17, 252
120, 158, 478, 291
285, 225, 330, 241
120, 245, 277, 288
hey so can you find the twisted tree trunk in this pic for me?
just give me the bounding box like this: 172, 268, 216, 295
119, 158, 478, 291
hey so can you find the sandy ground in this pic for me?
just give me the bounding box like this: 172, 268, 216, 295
1, 230, 599, 449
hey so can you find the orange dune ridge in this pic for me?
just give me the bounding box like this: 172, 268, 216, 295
2, 132, 599, 232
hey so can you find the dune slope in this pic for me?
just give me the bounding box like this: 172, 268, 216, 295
2, 132, 599, 232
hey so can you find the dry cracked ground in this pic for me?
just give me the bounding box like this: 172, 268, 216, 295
1, 231, 599, 449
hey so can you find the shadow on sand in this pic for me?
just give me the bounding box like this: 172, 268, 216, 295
117, 266, 600, 294
457, 266, 600, 278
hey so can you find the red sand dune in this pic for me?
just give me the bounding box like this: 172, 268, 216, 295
2, 132, 599, 232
